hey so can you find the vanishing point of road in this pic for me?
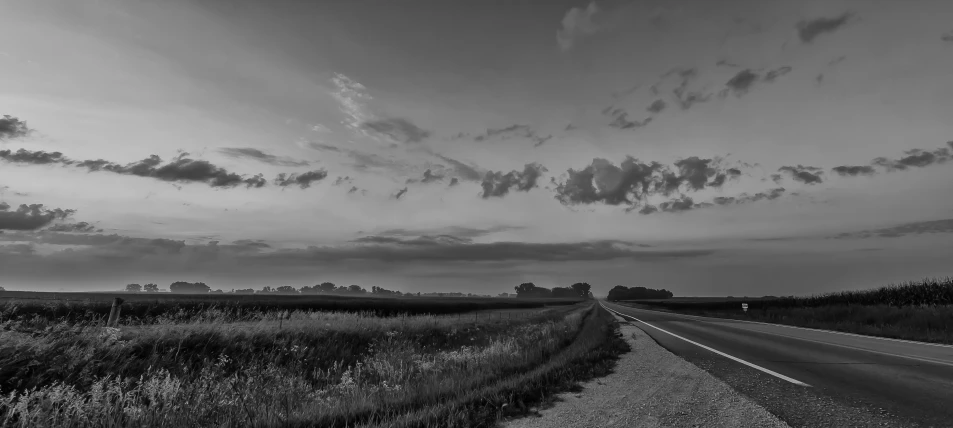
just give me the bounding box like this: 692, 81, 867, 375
601, 301, 953, 428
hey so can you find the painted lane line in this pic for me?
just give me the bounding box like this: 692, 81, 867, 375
612, 302, 953, 349
602, 304, 812, 387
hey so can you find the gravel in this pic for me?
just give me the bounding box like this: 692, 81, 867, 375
502, 315, 790, 428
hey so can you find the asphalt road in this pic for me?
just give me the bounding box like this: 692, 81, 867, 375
602, 301, 953, 428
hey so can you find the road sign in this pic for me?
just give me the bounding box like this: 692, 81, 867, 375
742, 303, 748, 312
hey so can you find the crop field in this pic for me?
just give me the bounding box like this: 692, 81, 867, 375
0, 293, 627, 427
616, 277, 953, 344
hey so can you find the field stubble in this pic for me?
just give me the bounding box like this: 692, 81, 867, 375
0, 297, 627, 428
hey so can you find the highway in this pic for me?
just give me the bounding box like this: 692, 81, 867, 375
602, 301, 953, 428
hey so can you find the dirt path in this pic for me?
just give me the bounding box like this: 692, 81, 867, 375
503, 315, 790, 428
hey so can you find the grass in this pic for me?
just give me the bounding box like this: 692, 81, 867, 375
615, 277, 953, 344
0, 297, 628, 427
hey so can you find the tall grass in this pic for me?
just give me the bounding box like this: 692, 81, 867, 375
0, 303, 627, 427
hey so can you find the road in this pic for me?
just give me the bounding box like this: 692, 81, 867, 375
602, 301, 953, 428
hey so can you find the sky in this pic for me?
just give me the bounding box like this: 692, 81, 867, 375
1, 0, 952, 296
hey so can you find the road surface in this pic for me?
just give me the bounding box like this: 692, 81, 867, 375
602, 301, 953, 427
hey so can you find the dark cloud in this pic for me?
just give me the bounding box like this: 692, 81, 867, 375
608, 111, 652, 129
218, 147, 310, 167
797, 13, 851, 43
232, 239, 271, 249
473, 125, 551, 147
778, 165, 824, 184
647, 100, 667, 114
480, 163, 547, 198
943, 31, 953, 42
832, 165, 876, 177
763, 66, 792, 82
860, 144, 953, 173
554, 155, 741, 209
374, 225, 524, 240
333, 176, 353, 186
361, 118, 431, 144
638, 205, 658, 215
727, 168, 742, 177
0, 149, 67, 165
273, 170, 329, 189
716, 59, 741, 68
448, 177, 459, 187
306, 143, 342, 153
658, 196, 695, 213
0, 115, 31, 140
724, 69, 760, 95
348, 186, 360, 194
833, 218, 953, 240
45, 222, 100, 233
0, 203, 75, 231
407, 169, 445, 184
393, 187, 408, 200
2, 148, 270, 189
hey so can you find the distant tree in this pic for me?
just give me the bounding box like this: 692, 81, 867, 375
258, 286, 274, 294
276, 285, 298, 294
317, 282, 337, 293
570, 282, 592, 298
514, 282, 552, 298
233, 288, 255, 294
211, 289, 224, 294
169, 281, 211, 294
143, 283, 159, 293
606, 285, 673, 301
125, 283, 142, 293
0, 286, 5, 292
551, 287, 577, 298
348, 285, 366, 294
334, 286, 348, 293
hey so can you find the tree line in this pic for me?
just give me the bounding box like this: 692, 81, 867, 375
513, 282, 592, 299
606, 285, 674, 301
125, 282, 411, 296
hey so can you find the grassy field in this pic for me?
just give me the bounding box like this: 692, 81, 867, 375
615, 277, 953, 344
0, 291, 581, 324
0, 294, 627, 427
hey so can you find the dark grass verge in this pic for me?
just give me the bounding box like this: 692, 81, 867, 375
616, 302, 953, 345
286, 305, 631, 428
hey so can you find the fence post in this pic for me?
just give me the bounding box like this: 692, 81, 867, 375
107, 297, 125, 327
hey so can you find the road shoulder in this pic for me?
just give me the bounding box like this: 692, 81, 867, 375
502, 314, 789, 428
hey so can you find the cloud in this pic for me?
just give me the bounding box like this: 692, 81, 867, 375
333, 176, 353, 186
273, 170, 329, 189
832, 165, 876, 177
714, 188, 786, 206
0, 149, 67, 165
721, 66, 792, 98
472, 125, 551, 147
870, 145, 952, 171
608, 111, 652, 130
45, 222, 100, 233
393, 187, 408, 200
3, 149, 270, 189
554, 155, 741, 209
303, 141, 411, 175
218, 147, 310, 167
763, 66, 792, 82
331, 72, 374, 134
259, 239, 713, 264
778, 165, 824, 184
833, 218, 953, 240
480, 163, 547, 198
647, 100, 667, 114
373, 225, 524, 240
407, 169, 445, 185
797, 13, 851, 43
556, 1, 602, 51
433, 153, 483, 181
943, 31, 953, 42
0, 115, 31, 140
0, 203, 75, 231
360, 118, 431, 144
449, 177, 459, 186
658, 196, 695, 213
305, 143, 343, 153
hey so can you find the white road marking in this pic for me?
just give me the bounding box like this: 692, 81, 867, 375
602, 303, 812, 387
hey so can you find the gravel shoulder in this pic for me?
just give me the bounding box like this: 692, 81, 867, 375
502, 315, 790, 428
